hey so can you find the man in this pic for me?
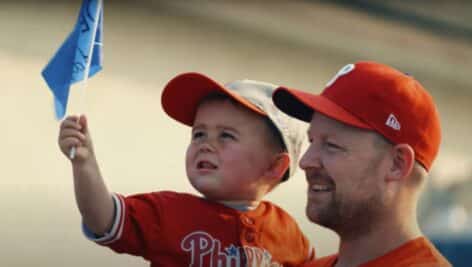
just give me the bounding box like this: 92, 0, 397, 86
272, 61, 451, 267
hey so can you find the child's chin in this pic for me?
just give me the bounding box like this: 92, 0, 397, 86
190, 180, 218, 195
199, 191, 226, 201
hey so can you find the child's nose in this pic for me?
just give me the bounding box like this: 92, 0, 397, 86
198, 141, 216, 153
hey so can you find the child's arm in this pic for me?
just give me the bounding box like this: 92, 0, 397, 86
58, 114, 114, 235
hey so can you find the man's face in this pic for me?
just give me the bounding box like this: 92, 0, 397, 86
185, 99, 277, 201
300, 113, 391, 238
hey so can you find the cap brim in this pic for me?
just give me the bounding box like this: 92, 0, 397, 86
162, 72, 266, 126
273, 87, 372, 129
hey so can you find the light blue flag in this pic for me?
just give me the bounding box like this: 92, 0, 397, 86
42, 0, 103, 119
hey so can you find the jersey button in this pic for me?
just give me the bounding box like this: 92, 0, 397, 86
244, 216, 254, 225
245, 231, 255, 243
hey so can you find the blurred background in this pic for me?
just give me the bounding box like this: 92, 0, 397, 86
1, 0, 471, 266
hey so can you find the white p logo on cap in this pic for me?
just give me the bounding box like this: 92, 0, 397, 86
325, 63, 355, 87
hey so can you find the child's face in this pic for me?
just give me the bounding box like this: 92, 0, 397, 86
186, 99, 278, 201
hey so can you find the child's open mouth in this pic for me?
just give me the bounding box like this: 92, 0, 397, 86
197, 160, 218, 170
310, 184, 333, 192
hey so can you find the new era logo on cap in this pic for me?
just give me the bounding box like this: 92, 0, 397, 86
385, 114, 401, 131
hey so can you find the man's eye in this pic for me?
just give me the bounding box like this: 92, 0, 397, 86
325, 141, 341, 150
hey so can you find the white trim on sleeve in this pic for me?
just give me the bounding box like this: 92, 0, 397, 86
82, 193, 126, 245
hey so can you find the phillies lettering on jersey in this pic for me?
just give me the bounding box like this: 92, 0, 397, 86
181, 231, 282, 267
88, 192, 313, 266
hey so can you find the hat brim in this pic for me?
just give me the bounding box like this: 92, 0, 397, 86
162, 72, 266, 126
273, 87, 372, 130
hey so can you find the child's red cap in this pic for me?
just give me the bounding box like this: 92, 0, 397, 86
161, 72, 306, 179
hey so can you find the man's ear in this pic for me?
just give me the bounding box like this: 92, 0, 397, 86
387, 144, 415, 182
265, 152, 290, 182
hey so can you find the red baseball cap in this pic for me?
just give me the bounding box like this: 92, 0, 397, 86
161, 72, 306, 179
272, 61, 441, 171
161, 72, 266, 126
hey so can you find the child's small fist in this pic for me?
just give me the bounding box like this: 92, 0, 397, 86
58, 114, 93, 162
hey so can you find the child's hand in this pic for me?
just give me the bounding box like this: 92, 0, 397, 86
58, 115, 94, 162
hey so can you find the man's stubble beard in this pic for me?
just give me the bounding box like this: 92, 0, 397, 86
308, 152, 387, 241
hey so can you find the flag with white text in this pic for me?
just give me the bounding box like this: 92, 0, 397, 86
42, 0, 103, 119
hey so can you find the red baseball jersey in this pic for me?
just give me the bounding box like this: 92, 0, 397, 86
84, 191, 314, 267
303, 237, 450, 267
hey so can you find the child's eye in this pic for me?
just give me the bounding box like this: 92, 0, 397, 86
192, 131, 205, 140
220, 132, 235, 140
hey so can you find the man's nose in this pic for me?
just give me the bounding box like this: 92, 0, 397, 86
299, 143, 322, 170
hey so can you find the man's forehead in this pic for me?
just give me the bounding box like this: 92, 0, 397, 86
308, 112, 370, 137
308, 113, 345, 131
